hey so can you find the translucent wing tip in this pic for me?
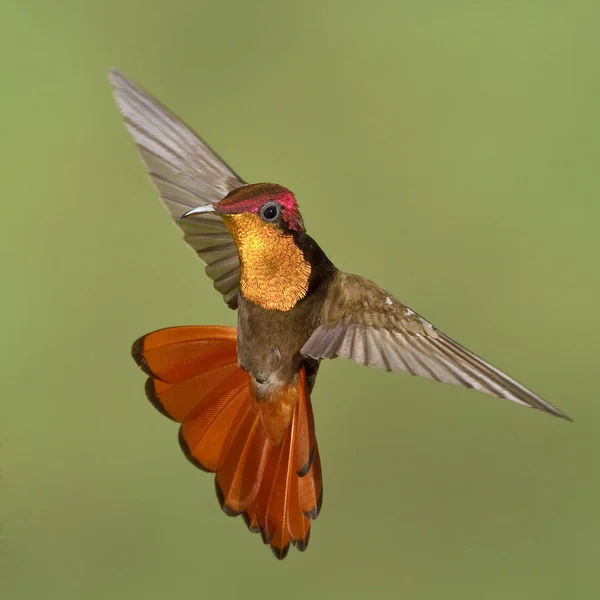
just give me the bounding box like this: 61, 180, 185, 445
545, 405, 573, 422
107, 67, 127, 87
108, 68, 143, 107
107, 68, 134, 111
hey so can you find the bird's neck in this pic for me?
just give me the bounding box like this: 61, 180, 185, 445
223, 213, 312, 311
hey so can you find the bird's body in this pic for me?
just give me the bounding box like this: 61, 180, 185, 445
237, 293, 323, 399
110, 69, 569, 560
228, 191, 335, 402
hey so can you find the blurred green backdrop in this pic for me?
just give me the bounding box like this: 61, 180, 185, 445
1, 1, 599, 598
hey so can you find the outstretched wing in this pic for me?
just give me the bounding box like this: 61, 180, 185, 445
109, 69, 244, 308
302, 272, 569, 419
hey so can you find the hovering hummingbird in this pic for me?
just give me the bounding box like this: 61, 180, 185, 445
109, 69, 569, 560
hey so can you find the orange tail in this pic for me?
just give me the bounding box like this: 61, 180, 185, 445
132, 325, 323, 559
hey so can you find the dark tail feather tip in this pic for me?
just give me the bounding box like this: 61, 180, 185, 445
178, 427, 212, 473
131, 336, 160, 378
270, 543, 290, 560
242, 512, 261, 534
214, 479, 242, 517
292, 530, 311, 552
144, 378, 176, 421
297, 444, 316, 477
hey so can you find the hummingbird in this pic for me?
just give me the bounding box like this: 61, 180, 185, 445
109, 69, 569, 560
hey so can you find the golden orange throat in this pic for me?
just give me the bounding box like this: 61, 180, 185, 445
223, 213, 311, 311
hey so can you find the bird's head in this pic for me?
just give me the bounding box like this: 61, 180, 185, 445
183, 183, 311, 311
183, 182, 305, 233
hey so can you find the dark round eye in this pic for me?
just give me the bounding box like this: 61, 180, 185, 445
260, 201, 281, 222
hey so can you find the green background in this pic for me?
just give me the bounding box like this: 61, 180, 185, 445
2, 1, 598, 598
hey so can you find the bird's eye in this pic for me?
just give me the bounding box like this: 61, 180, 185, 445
260, 201, 281, 222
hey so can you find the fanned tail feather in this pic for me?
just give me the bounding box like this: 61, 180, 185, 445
132, 326, 322, 559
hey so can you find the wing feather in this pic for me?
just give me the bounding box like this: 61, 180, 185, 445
302, 272, 569, 420
109, 69, 244, 308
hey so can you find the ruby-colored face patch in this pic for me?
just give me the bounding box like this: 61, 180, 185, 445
216, 182, 305, 231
